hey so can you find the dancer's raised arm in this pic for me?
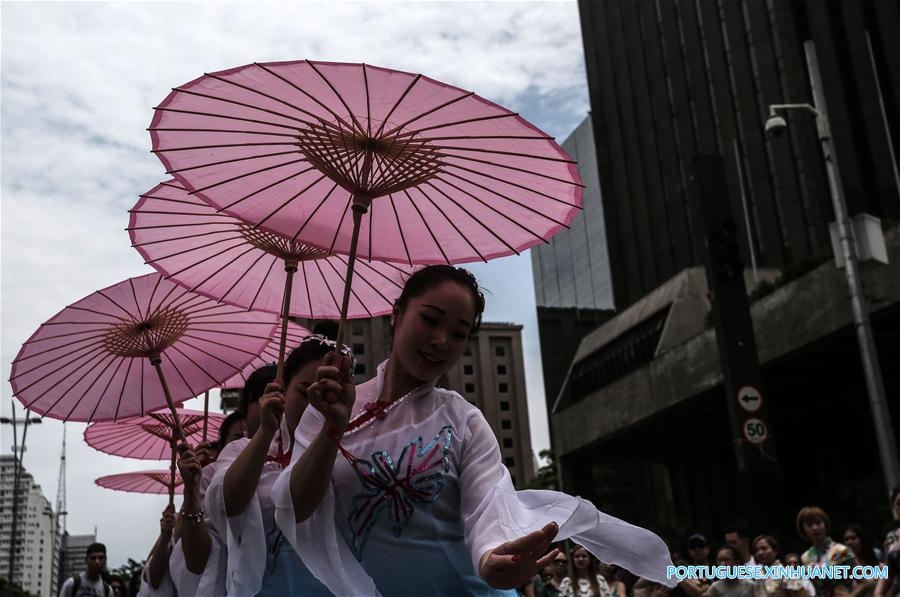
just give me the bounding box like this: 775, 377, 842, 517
290, 353, 355, 522
222, 382, 283, 517
175, 444, 211, 574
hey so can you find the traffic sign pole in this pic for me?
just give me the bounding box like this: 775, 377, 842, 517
689, 156, 786, 535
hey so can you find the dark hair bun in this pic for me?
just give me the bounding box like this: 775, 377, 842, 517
312, 319, 339, 341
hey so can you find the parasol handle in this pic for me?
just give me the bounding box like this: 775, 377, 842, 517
149, 354, 186, 443
334, 202, 367, 350
276, 260, 299, 381
168, 440, 176, 508
202, 391, 209, 443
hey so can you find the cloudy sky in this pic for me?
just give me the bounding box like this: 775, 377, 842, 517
1, 1, 588, 568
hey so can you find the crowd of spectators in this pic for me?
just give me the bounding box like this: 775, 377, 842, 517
522, 488, 900, 597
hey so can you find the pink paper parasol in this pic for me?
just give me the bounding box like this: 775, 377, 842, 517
149, 60, 582, 346
84, 408, 226, 460
97, 469, 184, 506
10, 273, 277, 439
129, 179, 409, 377
219, 319, 310, 389
96, 470, 183, 494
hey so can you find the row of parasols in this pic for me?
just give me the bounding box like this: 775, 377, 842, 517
8, 59, 583, 505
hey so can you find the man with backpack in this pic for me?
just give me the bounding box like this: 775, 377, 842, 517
58, 542, 113, 597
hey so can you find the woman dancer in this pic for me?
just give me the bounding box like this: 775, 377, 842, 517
273, 265, 673, 595
205, 335, 339, 596
168, 404, 249, 596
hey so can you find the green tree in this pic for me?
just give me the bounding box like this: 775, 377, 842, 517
0, 577, 39, 597
525, 449, 559, 491
109, 558, 144, 583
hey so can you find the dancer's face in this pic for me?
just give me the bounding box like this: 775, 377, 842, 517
245, 402, 260, 436
285, 360, 321, 411
222, 420, 247, 446
392, 280, 475, 382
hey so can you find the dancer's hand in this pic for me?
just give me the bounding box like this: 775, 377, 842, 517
479, 522, 560, 589
258, 381, 285, 437
308, 351, 355, 433
176, 443, 202, 495
159, 504, 176, 537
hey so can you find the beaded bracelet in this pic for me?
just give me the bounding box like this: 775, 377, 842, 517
179, 508, 204, 526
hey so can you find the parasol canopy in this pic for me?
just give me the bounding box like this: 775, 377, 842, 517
150, 60, 582, 348
149, 60, 583, 266
96, 469, 183, 496
130, 180, 411, 319
84, 408, 226, 460
9, 273, 277, 431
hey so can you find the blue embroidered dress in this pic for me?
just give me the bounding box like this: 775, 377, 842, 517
273, 361, 673, 596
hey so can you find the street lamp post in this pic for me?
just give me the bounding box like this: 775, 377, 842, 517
1, 402, 41, 584
765, 40, 900, 494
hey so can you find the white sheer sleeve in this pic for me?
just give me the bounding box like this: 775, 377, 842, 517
168, 527, 226, 597
458, 411, 675, 587
136, 556, 175, 597
272, 407, 381, 597
204, 438, 267, 597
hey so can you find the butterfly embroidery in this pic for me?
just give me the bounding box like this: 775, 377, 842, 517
347, 425, 453, 558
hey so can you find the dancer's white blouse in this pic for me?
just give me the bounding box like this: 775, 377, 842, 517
205, 420, 288, 597
168, 464, 226, 597
273, 361, 674, 596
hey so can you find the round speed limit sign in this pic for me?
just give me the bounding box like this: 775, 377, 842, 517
743, 418, 768, 444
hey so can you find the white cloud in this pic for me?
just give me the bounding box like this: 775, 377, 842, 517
1, 1, 586, 568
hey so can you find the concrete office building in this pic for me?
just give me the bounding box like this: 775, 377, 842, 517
530, 115, 616, 417
548, 0, 900, 544
0, 455, 58, 596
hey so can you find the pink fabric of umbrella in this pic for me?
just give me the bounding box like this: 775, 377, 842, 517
10, 273, 277, 435
96, 470, 183, 495
220, 319, 310, 389
150, 61, 582, 347
85, 408, 226, 460
130, 180, 410, 320
150, 60, 582, 267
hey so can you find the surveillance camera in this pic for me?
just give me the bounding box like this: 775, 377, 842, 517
765, 115, 787, 138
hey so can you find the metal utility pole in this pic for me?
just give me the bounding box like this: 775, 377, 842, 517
767, 42, 899, 493
817, 41, 895, 492
688, 154, 785, 534
56, 428, 68, 590
1, 401, 41, 583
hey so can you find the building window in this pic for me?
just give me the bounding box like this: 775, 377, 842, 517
497, 364, 507, 375
503, 437, 513, 448
465, 383, 475, 394
353, 343, 365, 355
500, 401, 510, 411
504, 457, 516, 467
354, 363, 366, 375
463, 364, 474, 375
352, 324, 363, 336
464, 346, 472, 356
501, 419, 512, 430
495, 345, 506, 357
498, 383, 509, 393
